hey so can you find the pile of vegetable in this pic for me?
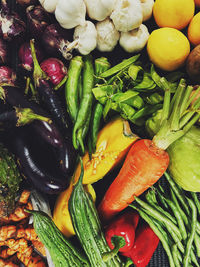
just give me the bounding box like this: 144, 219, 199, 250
1, 0, 200, 266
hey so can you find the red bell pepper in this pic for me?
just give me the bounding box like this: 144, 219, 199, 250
103, 211, 139, 262
121, 221, 160, 267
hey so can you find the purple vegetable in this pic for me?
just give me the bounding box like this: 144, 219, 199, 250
26, 5, 52, 39
40, 58, 67, 86
0, 0, 26, 42
17, 0, 37, 6
42, 24, 75, 60
0, 66, 16, 85
0, 38, 8, 64
18, 42, 44, 71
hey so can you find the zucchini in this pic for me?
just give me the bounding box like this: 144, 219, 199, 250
69, 158, 123, 267
28, 209, 90, 267
0, 143, 22, 218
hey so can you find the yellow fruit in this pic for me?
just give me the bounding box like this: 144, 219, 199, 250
188, 12, 200, 46
153, 0, 195, 30
147, 28, 190, 71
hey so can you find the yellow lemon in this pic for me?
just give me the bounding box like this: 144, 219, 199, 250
153, 0, 195, 30
147, 28, 190, 71
188, 12, 200, 46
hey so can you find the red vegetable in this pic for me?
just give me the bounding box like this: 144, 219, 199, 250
0, 66, 16, 85
121, 221, 160, 267
105, 211, 139, 253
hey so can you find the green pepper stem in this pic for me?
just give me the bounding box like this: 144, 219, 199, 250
102, 235, 126, 262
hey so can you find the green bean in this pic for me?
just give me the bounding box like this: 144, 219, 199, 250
194, 232, 200, 257
100, 54, 140, 78
165, 198, 187, 240
172, 244, 181, 267
77, 111, 91, 155
72, 55, 94, 150
183, 198, 197, 267
65, 56, 83, 123
133, 196, 182, 240
191, 192, 200, 217
164, 224, 184, 253
191, 249, 200, 267
94, 57, 111, 84
90, 103, 103, 153
157, 185, 169, 210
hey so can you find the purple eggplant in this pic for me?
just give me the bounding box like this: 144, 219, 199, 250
0, 66, 17, 85
0, 38, 8, 64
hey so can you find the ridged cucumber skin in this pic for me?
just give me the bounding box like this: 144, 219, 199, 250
30, 210, 90, 267
69, 162, 123, 267
0, 143, 22, 217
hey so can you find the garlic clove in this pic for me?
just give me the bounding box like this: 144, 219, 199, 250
119, 24, 149, 53
73, 20, 97, 55
83, 0, 116, 21
96, 18, 120, 52
110, 0, 143, 32
140, 0, 154, 21
55, 0, 86, 29
39, 0, 58, 13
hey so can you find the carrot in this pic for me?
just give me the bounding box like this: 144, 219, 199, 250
98, 78, 200, 223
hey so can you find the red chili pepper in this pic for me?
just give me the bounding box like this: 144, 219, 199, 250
105, 211, 139, 253
121, 221, 160, 267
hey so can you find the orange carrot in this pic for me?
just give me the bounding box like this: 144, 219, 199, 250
98, 139, 169, 222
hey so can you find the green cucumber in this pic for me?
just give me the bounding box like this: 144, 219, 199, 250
28, 210, 90, 267
69, 158, 123, 267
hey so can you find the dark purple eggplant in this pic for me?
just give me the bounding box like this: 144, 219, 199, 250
42, 24, 74, 60
0, 0, 26, 43
0, 38, 8, 64
17, 0, 38, 6
26, 5, 52, 40
6, 128, 69, 194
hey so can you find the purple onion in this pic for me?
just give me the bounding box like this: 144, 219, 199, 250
18, 42, 44, 71
42, 24, 74, 60
0, 38, 8, 64
40, 58, 67, 86
26, 5, 52, 40
0, 0, 26, 42
17, 0, 37, 6
0, 66, 16, 85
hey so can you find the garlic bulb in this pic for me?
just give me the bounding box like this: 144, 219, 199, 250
140, 0, 154, 21
55, 0, 86, 29
39, 0, 58, 13
73, 20, 97, 55
83, 0, 116, 21
110, 0, 143, 32
96, 18, 120, 52
119, 24, 149, 53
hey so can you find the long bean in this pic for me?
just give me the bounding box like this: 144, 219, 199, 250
191, 192, 200, 216
133, 196, 182, 240
172, 245, 181, 267
183, 198, 197, 267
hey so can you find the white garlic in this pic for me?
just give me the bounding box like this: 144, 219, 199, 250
73, 20, 97, 55
96, 18, 120, 52
39, 0, 58, 13
119, 24, 149, 53
140, 0, 154, 21
110, 0, 143, 32
55, 0, 86, 29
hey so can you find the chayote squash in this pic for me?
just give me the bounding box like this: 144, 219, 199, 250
146, 110, 200, 192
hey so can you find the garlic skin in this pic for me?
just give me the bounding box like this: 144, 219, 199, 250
119, 24, 149, 53
141, 0, 154, 21
83, 0, 116, 21
55, 0, 86, 29
110, 0, 143, 32
96, 18, 120, 52
39, 0, 58, 13
73, 20, 97, 55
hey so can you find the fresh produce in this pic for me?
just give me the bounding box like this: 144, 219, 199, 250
130, 172, 200, 267
0, 143, 22, 218
98, 77, 200, 222
0, 66, 16, 85
68, 159, 124, 267
186, 44, 200, 83
195, 0, 200, 7
121, 221, 160, 267
104, 211, 140, 253
188, 12, 200, 47
27, 209, 90, 267
53, 183, 96, 237
0, 38, 8, 64
141, 0, 154, 21
147, 28, 191, 71
153, 0, 195, 30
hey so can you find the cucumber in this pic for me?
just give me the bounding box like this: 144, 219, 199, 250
28, 210, 90, 267
0, 143, 22, 218
69, 158, 123, 267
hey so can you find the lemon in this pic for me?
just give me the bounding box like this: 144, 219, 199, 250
153, 0, 195, 30
188, 12, 200, 46
147, 28, 190, 71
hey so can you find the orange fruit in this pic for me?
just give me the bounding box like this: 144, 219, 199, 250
153, 0, 195, 30
147, 27, 191, 71
188, 12, 200, 46
195, 0, 200, 7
